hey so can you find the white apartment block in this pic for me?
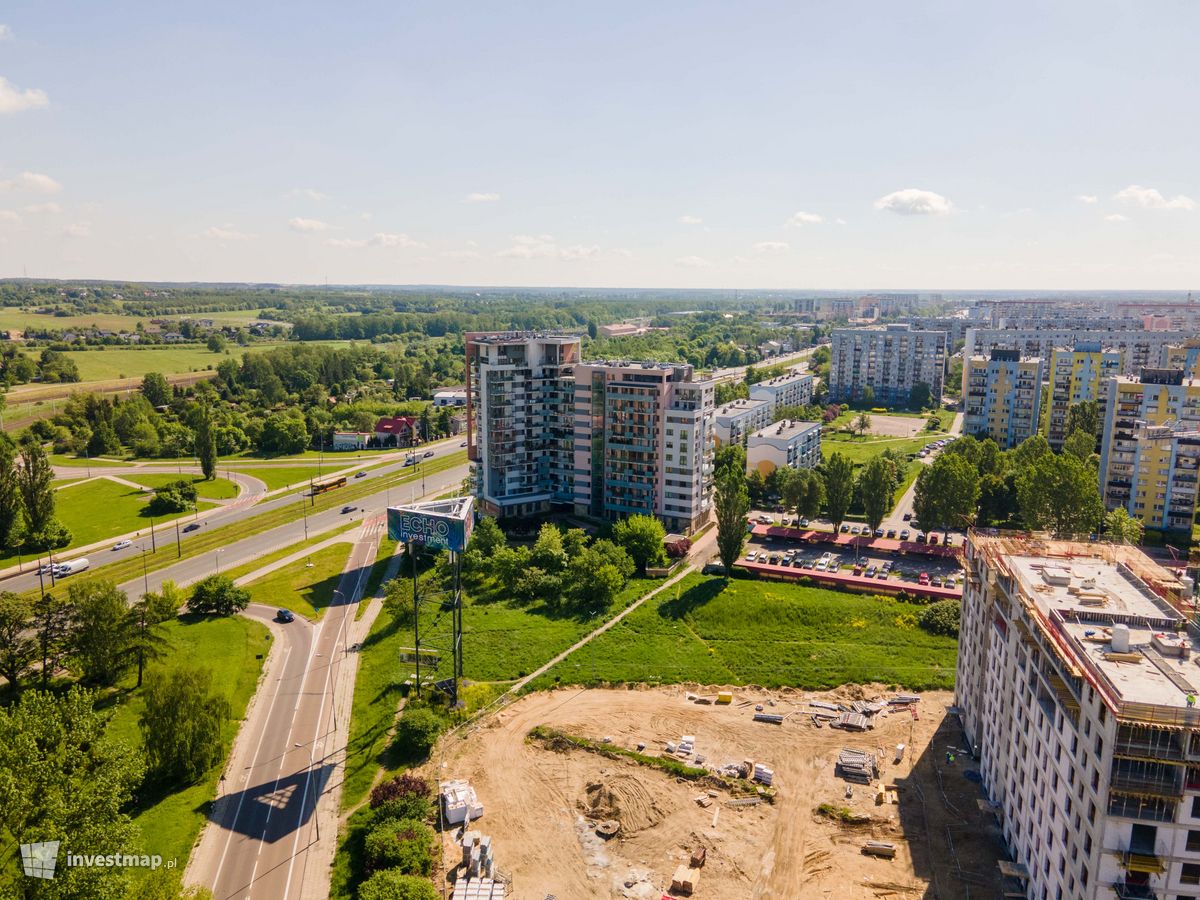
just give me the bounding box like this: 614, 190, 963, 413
749, 370, 814, 413
572, 361, 715, 534
746, 419, 821, 476
433, 388, 468, 407
713, 398, 772, 446
829, 324, 947, 406
958, 532, 1200, 900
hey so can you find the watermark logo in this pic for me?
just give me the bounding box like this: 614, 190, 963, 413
20, 841, 60, 879
18, 841, 172, 879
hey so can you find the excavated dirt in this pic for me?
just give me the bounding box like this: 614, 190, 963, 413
429, 685, 1006, 899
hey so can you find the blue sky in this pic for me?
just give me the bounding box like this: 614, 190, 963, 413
2, 1, 1199, 289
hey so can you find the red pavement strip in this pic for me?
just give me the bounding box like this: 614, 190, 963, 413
742, 524, 963, 600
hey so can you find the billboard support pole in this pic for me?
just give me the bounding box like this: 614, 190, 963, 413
410, 539, 420, 700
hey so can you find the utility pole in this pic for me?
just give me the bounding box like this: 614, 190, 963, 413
150, 515, 157, 552
175, 519, 182, 557
141, 547, 150, 598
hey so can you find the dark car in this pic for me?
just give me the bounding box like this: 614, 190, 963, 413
840, 524, 850, 533
183, 523, 201, 533
276, 608, 295, 623
342, 505, 358, 514
902, 512, 912, 521
701, 563, 727, 576
886, 529, 896, 539
873, 528, 884, 538
355, 471, 367, 478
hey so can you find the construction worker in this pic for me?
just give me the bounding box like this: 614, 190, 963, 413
1187, 694, 1196, 708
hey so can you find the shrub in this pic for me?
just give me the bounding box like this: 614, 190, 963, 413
370, 773, 433, 823
919, 599, 961, 637
356, 869, 439, 900
363, 818, 435, 876
391, 707, 442, 762
188, 574, 251, 616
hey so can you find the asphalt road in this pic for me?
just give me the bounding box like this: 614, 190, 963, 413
4, 439, 467, 596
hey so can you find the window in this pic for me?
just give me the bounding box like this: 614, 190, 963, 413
1183, 864, 1200, 885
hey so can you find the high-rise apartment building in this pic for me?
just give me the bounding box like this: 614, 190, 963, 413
465, 332, 581, 518
467, 334, 716, 532
748, 370, 814, 412
713, 398, 772, 447
1047, 342, 1123, 451
1166, 340, 1200, 379
1099, 368, 1200, 535
572, 361, 715, 534
828, 324, 947, 405
957, 531, 1196, 900
962, 349, 1044, 449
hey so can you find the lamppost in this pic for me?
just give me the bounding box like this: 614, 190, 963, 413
214, 548, 224, 574
140, 545, 150, 598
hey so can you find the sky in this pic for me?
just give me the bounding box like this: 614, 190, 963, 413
1, 1, 1199, 290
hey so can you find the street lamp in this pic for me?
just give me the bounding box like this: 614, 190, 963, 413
140, 545, 150, 598
214, 548, 224, 574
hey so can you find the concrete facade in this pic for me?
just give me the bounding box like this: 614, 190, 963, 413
713, 398, 772, 446
829, 324, 947, 406
749, 370, 814, 413
746, 419, 822, 476
963, 349, 1045, 449
1047, 343, 1123, 451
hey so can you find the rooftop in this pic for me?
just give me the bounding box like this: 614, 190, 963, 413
749, 419, 821, 441
467, 331, 582, 345
752, 370, 813, 388
715, 398, 770, 417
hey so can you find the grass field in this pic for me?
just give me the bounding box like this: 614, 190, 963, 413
243, 541, 354, 619
121, 473, 240, 500
0, 307, 147, 334
822, 431, 949, 465
49, 453, 132, 468
529, 573, 958, 691
61, 346, 233, 380
51, 478, 215, 552
102, 614, 272, 887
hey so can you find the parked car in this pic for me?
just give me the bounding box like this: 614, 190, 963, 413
276, 609, 295, 623
932, 576, 945, 588
702, 563, 727, 575
757, 515, 772, 524
873, 528, 884, 538
840, 524, 850, 533
915, 531, 926, 543
865, 565, 877, 577
900, 529, 910, 540
929, 534, 939, 546
886, 529, 896, 539
902, 512, 912, 521
112, 539, 132, 551
768, 554, 780, 565
852, 565, 863, 576
798, 517, 809, 527
918, 572, 930, 585
745, 551, 758, 561
801, 558, 816, 569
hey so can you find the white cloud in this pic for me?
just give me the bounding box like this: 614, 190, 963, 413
23, 202, 61, 214
286, 187, 327, 201
873, 188, 954, 216
325, 237, 367, 248
0, 77, 48, 114
785, 210, 823, 226
289, 217, 332, 232
465, 192, 500, 203
440, 248, 481, 260
753, 241, 789, 254
678, 215, 703, 225
1104, 213, 1129, 222
0, 171, 62, 194
0, 209, 20, 224
203, 224, 256, 241
369, 232, 424, 248
497, 234, 557, 259
1115, 184, 1195, 211
559, 244, 600, 261
835, 218, 848, 225
674, 255, 713, 268
1076, 194, 1098, 204
62, 221, 90, 238
0, 25, 12, 41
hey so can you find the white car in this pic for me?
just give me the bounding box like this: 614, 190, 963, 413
112, 540, 132, 551
745, 551, 758, 561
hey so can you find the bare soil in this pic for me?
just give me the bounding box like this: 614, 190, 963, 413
863, 415, 929, 438
429, 685, 1007, 899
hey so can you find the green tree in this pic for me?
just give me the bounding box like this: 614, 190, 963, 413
188, 574, 250, 616
781, 467, 824, 523
363, 818, 436, 876
259, 412, 308, 455
1103, 506, 1145, 545
1065, 399, 1102, 440
853, 412, 871, 438
124, 594, 172, 689
978, 472, 1019, 526
530, 523, 568, 574
0, 687, 144, 899
912, 452, 980, 537
70, 580, 132, 686
0, 591, 35, 695
822, 452, 855, 534
1016, 452, 1104, 536
919, 600, 961, 637
17, 440, 55, 537
392, 706, 442, 761
357, 870, 439, 900
562, 527, 589, 560
0, 437, 22, 550
31, 590, 74, 687
419, 406, 434, 443
139, 665, 230, 784
87, 420, 121, 456
147, 479, 198, 515
860, 384, 875, 406
566, 546, 627, 612
436, 406, 452, 438
857, 455, 896, 534
713, 442, 746, 477
612, 514, 666, 574
141, 371, 171, 407
714, 465, 750, 572
908, 381, 933, 410
1062, 428, 1096, 463
195, 403, 218, 480
206, 333, 228, 353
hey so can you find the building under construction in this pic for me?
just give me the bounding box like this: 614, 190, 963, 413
957, 531, 1198, 899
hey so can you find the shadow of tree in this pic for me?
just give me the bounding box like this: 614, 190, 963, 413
657, 577, 725, 620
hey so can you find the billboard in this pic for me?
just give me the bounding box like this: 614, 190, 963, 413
387, 496, 474, 552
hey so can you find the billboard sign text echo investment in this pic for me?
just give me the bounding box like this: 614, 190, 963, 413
387, 496, 475, 553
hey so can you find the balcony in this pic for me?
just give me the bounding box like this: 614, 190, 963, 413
1111, 883, 1159, 900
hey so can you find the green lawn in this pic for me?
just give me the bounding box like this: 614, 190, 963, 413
359, 534, 398, 615
229, 465, 353, 492
49, 453, 132, 468
0, 307, 148, 334
102, 614, 272, 886
243, 542, 354, 619
52, 478, 215, 552
822, 431, 949, 465
220, 521, 361, 585
121, 473, 240, 500
528, 573, 958, 692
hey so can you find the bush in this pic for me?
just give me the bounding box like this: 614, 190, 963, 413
187, 574, 251, 616
919, 599, 961, 637
147, 479, 199, 515
370, 774, 432, 823
363, 818, 435, 876
391, 707, 442, 762
356, 869, 439, 900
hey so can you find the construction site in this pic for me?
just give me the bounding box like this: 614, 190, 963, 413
426, 685, 1009, 899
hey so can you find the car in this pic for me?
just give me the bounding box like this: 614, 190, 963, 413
929, 534, 939, 546
918, 450, 929, 458
873, 528, 884, 538
852, 565, 863, 576
849, 525, 860, 534
460, 440, 468, 447
840, 524, 850, 533
38, 563, 55, 575
865, 565, 877, 577
801, 558, 816, 569
757, 515, 772, 524
702, 563, 727, 575
886, 529, 896, 539
355, 471, 367, 478
932, 576, 944, 587
276, 608, 295, 623
183, 523, 201, 533
943, 535, 954, 547
403, 458, 416, 467
918, 572, 930, 585
902, 512, 912, 521
341, 505, 358, 514
877, 569, 890, 579
900, 529, 910, 540
423, 450, 435, 458
745, 551, 758, 561
798, 517, 809, 527
815, 560, 828, 571
768, 554, 780, 565
112, 540, 132, 551
915, 531, 926, 543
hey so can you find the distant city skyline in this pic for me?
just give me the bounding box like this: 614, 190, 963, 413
1, 1, 1199, 289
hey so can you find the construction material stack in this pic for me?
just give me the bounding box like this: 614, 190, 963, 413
835, 748, 878, 784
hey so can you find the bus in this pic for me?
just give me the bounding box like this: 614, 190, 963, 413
312, 475, 347, 495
